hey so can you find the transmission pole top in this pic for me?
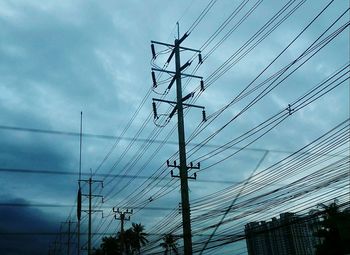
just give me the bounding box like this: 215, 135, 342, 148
177, 22, 180, 39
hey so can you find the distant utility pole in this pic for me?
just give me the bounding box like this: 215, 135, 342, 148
151, 27, 205, 255
80, 177, 104, 255
113, 208, 133, 254
61, 220, 77, 255
49, 240, 61, 255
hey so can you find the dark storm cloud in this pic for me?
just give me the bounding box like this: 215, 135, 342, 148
0, 127, 78, 206
0, 131, 68, 169
0, 197, 59, 255
0, 1, 129, 130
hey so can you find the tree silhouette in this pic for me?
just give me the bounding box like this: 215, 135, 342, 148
124, 228, 134, 254
92, 222, 149, 255
160, 234, 178, 255
91, 235, 121, 255
119, 223, 149, 254
314, 201, 350, 255
130, 223, 149, 254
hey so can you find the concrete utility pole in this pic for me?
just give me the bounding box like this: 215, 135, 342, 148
174, 37, 192, 255
50, 241, 61, 255
113, 208, 133, 254
151, 31, 205, 255
88, 178, 92, 254
80, 177, 103, 255
62, 220, 77, 255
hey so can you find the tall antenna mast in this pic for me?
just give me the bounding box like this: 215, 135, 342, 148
77, 111, 83, 255
79, 111, 83, 182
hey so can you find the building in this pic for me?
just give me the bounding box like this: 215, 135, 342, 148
245, 212, 321, 255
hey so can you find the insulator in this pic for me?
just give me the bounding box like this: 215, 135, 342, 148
194, 173, 197, 179
151, 44, 156, 59
180, 61, 191, 71
198, 162, 201, 168
202, 110, 207, 122
182, 92, 194, 102
198, 53, 203, 64
174, 160, 176, 166
166, 160, 170, 166
151, 71, 157, 88
167, 50, 175, 64
171, 170, 174, 176
131, 209, 134, 214
152, 102, 157, 119
179, 32, 189, 44
200, 80, 205, 91
190, 162, 193, 167
167, 76, 176, 91
169, 106, 177, 119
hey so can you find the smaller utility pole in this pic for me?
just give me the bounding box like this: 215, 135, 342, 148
113, 208, 133, 254
80, 177, 103, 255
50, 240, 61, 255
61, 220, 77, 255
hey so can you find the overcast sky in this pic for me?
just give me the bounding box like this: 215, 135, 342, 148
0, 0, 349, 254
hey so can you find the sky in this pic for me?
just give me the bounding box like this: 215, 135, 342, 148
0, 0, 349, 254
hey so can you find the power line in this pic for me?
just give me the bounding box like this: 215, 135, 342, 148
0, 167, 298, 185
140, 120, 349, 252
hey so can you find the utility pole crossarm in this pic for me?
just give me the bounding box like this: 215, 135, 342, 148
151, 40, 201, 53
151, 68, 203, 79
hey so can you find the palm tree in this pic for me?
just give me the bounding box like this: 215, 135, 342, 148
160, 234, 178, 255
100, 235, 121, 255
131, 223, 149, 254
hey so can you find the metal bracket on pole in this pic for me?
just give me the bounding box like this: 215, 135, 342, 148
167, 160, 200, 180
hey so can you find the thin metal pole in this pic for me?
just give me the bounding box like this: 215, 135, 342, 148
79, 111, 82, 180
175, 38, 193, 255
67, 220, 71, 255
88, 178, 92, 255
77, 111, 82, 255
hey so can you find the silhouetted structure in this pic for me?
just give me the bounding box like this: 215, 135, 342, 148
245, 212, 321, 255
